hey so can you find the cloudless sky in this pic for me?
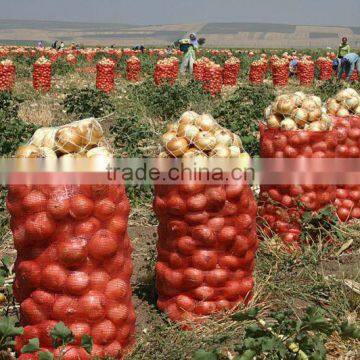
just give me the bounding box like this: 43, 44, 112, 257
0, 0, 359, 26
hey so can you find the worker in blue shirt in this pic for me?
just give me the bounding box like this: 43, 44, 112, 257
337, 53, 360, 83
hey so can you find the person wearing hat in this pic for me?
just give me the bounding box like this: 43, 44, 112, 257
337, 53, 360, 83
180, 33, 199, 75
338, 37, 351, 58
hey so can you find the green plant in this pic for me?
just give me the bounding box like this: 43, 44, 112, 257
194, 306, 359, 360
21, 322, 93, 360
0, 317, 23, 351
0, 92, 21, 119
313, 79, 343, 102
128, 79, 211, 121
213, 84, 276, 156
0, 115, 38, 156
63, 88, 115, 119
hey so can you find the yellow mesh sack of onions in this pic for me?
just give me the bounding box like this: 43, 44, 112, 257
160, 111, 250, 169
17, 118, 113, 171
326, 88, 360, 117
264, 92, 331, 131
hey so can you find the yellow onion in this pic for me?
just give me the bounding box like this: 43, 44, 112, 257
280, 118, 297, 131
39, 147, 57, 158
86, 147, 112, 158
162, 131, 177, 146
15, 145, 42, 158
342, 88, 359, 98
320, 114, 333, 129
326, 99, 340, 115
31, 127, 53, 147
42, 128, 57, 149
302, 98, 317, 111
194, 114, 216, 131
179, 111, 199, 125
274, 95, 295, 115
337, 107, 350, 117
355, 105, 360, 115
165, 137, 189, 157
182, 151, 208, 170
214, 129, 233, 146
229, 145, 241, 157
344, 97, 359, 111
55, 126, 83, 154
77, 119, 104, 147
209, 144, 231, 158
307, 121, 326, 131
193, 131, 217, 151
159, 151, 170, 158
167, 122, 179, 132
177, 124, 200, 142
335, 90, 348, 102
308, 108, 322, 122
267, 114, 281, 129
232, 134, 243, 147
310, 96, 322, 107
291, 108, 308, 127
293, 91, 306, 106
264, 105, 272, 118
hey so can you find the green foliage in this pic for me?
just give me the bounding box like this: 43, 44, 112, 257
0, 115, 38, 156
0, 91, 21, 119
50, 322, 74, 348
22, 338, 41, 353
63, 88, 115, 119
128, 79, 211, 121
313, 79, 343, 102
195, 306, 359, 360
52, 58, 76, 76
300, 206, 344, 244
213, 84, 276, 156
0, 255, 12, 288
0, 317, 23, 351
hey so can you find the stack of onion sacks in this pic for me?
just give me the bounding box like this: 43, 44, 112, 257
264, 92, 332, 132
154, 111, 257, 324
66, 54, 77, 65
326, 88, 360, 222
154, 58, 178, 86
271, 58, 289, 86
316, 57, 333, 81
33, 57, 52, 93
11, 118, 136, 359
96, 58, 116, 93
0, 59, 16, 91
223, 57, 240, 86
249, 59, 266, 84
126, 56, 141, 82
193, 58, 210, 82
297, 58, 315, 86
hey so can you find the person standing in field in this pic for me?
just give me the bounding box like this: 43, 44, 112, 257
337, 53, 360, 83
338, 37, 350, 58
180, 33, 199, 75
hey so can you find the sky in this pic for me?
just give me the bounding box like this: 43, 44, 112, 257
0, 0, 359, 26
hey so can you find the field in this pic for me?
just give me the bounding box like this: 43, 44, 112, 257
1, 20, 360, 48
0, 47, 359, 360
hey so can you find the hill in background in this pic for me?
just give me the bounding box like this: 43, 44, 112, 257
0, 19, 359, 48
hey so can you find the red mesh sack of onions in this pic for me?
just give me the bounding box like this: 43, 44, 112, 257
326, 88, 360, 221
259, 92, 337, 246
249, 60, 266, 84
154, 58, 176, 86
96, 58, 116, 93
0, 59, 16, 91
271, 59, 289, 86
154, 112, 257, 324
193, 58, 209, 82
33, 57, 52, 93
126, 56, 141, 82
341, 70, 359, 82
66, 54, 77, 65
298, 58, 315, 86
206, 64, 223, 97
10, 118, 136, 359
223, 57, 240, 86
316, 57, 333, 81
